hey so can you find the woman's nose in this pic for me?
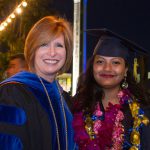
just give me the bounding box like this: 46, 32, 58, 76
103, 63, 112, 71
48, 45, 56, 56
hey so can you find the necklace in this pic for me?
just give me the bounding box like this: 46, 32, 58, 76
73, 89, 149, 150
37, 76, 68, 150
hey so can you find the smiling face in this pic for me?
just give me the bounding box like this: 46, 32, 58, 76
34, 34, 66, 82
93, 55, 128, 89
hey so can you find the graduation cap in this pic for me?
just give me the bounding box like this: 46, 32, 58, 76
86, 28, 148, 57
86, 28, 149, 82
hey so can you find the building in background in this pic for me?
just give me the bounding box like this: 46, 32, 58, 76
57, 73, 72, 93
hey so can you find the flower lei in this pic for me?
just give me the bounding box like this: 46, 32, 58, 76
72, 89, 149, 150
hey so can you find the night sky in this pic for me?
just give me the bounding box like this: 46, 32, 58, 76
87, 0, 150, 53
86, 0, 150, 72
54, 0, 150, 51
54, 0, 150, 71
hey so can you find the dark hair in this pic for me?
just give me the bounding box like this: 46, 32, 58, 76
9, 53, 27, 68
10, 53, 25, 61
73, 55, 149, 114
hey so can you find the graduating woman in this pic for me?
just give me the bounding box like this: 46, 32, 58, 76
0, 16, 76, 150
72, 29, 150, 150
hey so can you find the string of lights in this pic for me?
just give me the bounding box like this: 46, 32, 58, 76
0, 0, 27, 31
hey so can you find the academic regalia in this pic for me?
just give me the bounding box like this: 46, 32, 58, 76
86, 28, 150, 82
0, 71, 76, 150
92, 28, 150, 149
72, 28, 150, 149
121, 103, 150, 149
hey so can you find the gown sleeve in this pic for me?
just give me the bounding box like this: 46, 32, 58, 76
122, 102, 150, 150
0, 82, 52, 150
141, 105, 150, 150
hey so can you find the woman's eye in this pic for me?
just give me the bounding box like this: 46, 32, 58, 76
96, 60, 104, 64
112, 61, 121, 65
40, 43, 48, 47
56, 43, 64, 48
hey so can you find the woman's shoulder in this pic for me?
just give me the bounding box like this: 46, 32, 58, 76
1, 81, 27, 93
142, 104, 150, 118
0, 81, 52, 150
140, 104, 150, 149
0, 81, 35, 106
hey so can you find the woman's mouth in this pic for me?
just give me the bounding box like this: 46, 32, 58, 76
99, 74, 115, 78
44, 59, 58, 64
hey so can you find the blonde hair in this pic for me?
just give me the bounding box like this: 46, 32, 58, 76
24, 16, 73, 74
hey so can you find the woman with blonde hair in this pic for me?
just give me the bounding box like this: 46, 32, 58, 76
0, 16, 76, 150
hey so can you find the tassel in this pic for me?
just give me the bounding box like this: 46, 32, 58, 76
133, 58, 138, 82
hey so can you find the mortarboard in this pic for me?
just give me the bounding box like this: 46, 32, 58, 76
86, 28, 149, 82
86, 28, 148, 58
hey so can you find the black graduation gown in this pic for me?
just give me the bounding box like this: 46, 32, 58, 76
122, 103, 150, 150
0, 82, 72, 150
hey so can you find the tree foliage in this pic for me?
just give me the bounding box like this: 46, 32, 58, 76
0, 0, 60, 80
0, 0, 58, 52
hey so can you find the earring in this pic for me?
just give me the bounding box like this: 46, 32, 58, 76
121, 76, 128, 89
